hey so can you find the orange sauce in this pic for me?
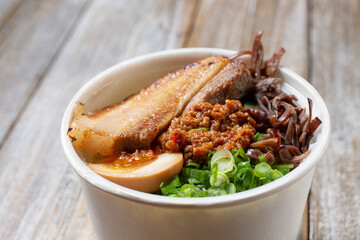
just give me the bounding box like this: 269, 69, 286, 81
104, 150, 158, 171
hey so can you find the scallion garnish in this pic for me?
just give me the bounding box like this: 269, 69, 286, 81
227, 183, 236, 194
181, 168, 211, 187
210, 149, 235, 173
254, 132, 265, 142
272, 163, 294, 175
210, 171, 230, 188
234, 147, 250, 162
207, 187, 227, 196
259, 155, 267, 163
234, 167, 253, 191
254, 162, 272, 178
160, 175, 182, 195
243, 101, 259, 109
160, 147, 293, 197
267, 169, 283, 181
185, 162, 200, 169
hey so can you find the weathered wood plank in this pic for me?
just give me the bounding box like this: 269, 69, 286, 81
0, 0, 89, 147
0, 0, 198, 239
186, 1, 309, 239
186, 0, 308, 77
309, 0, 360, 239
0, 0, 26, 30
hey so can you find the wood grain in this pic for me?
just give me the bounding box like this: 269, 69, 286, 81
0, 0, 89, 147
0, 0, 26, 30
309, 0, 360, 239
0, 0, 198, 239
187, 0, 308, 77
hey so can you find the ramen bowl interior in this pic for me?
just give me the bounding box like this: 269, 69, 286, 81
61, 48, 330, 240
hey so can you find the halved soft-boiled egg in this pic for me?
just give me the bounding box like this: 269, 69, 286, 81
88, 153, 183, 193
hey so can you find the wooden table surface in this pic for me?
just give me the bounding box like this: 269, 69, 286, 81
0, 0, 359, 239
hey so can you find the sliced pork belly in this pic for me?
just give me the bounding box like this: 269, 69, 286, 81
68, 56, 229, 156
184, 59, 254, 111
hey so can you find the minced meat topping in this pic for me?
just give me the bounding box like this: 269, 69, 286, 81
158, 100, 256, 165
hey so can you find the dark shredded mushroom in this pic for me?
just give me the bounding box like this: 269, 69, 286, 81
265, 47, 286, 77
291, 150, 311, 163
230, 50, 252, 60
251, 31, 264, 82
245, 90, 321, 165
246, 149, 275, 165
255, 78, 282, 100
242, 33, 322, 167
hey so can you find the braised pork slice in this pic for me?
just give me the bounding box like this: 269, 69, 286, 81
184, 59, 254, 111
68, 56, 229, 156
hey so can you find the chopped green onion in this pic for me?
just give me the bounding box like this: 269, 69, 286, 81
272, 164, 294, 175
238, 161, 251, 169
233, 155, 241, 164
272, 163, 294, 170
254, 132, 265, 142
160, 175, 182, 195
234, 147, 250, 162
185, 162, 200, 169
243, 101, 259, 109
227, 183, 236, 194
266, 169, 284, 181
211, 163, 218, 183
180, 184, 204, 197
168, 193, 180, 197
234, 167, 253, 191
254, 162, 272, 178
188, 178, 201, 184
210, 149, 235, 173
181, 168, 211, 187
206, 151, 216, 166
160, 147, 294, 197
202, 165, 210, 171
210, 171, 230, 188
249, 176, 259, 189
207, 187, 227, 196
226, 164, 238, 179
260, 177, 271, 184
259, 155, 267, 163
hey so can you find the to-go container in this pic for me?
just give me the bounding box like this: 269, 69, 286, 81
61, 48, 330, 240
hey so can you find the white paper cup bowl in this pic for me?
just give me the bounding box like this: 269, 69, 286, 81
61, 48, 330, 240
